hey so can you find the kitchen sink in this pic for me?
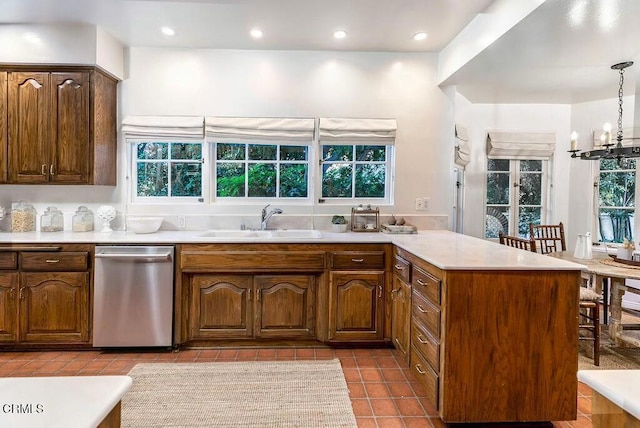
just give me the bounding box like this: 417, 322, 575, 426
198, 230, 273, 238
270, 229, 322, 239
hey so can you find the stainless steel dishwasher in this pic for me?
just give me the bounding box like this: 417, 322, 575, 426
93, 246, 174, 347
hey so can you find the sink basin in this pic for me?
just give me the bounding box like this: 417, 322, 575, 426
270, 229, 322, 239
198, 230, 273, 238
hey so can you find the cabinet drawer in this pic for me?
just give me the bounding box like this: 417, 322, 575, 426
0, 252, 17, 270
392, 255, 411, 283
181, 251, 326, 271
331, 251, 385, 270
412, 290, 440, 338
412, 266, 441, 305
20, 252, 89, 272
410, 346, 439, 410
411, 320, 439, 373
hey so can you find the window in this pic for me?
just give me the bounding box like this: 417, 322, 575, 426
597, 159, 635, 243
133, 141, 203, 201
320, 144, 390, 199
485, 159, 547, 238
215, 142, 310, 199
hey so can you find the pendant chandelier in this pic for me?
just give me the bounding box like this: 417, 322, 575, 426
569, 61, 638, 161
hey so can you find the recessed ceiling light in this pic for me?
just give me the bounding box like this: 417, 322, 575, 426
333, 30, 348, 39
250, 28, 263, 39
161, 27, 175, 36
413, 32, 428, 41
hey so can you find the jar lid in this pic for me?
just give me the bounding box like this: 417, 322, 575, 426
13, 201, 35, 211
76, 205, 91, 213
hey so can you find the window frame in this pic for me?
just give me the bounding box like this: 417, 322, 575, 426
317, 142, 395, 205
210, 139, 314, 205
594, 158, 637, 244
484, 158, 550, 238
128, 138, 208, 204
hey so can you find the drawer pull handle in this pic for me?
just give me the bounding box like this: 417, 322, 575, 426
41, 164, 47, 175
351, 258, 364, 263
50, 164, 55, 175
415, 364, 426, 375
9, 288, 15, 299
417, 335, 428, 344
19, 287, 25, 300
416, 279, 426, 286
378, 285, 383, 298
417, 305, 428, 313
45, 259, 60, 264
394, 264, 405, 270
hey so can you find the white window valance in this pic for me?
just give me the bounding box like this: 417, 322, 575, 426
205, 117, 315, 143
122, 116, 204, 139
487, 131, 556, 160
318, 118, 397, 144
592, 127, 640, 148
455, 124, 470, 167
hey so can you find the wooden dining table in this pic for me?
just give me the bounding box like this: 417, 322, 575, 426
550, 251, 640, 347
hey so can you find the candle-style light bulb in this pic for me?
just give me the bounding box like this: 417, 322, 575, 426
602, 122, 612, 145
570, 131, 578, 151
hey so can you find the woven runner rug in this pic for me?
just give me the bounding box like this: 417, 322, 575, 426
121, 359, 357, 428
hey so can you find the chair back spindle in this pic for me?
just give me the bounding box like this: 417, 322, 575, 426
529, 222, 566, 254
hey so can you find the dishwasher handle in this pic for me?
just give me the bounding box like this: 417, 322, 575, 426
95, 252, 172, 262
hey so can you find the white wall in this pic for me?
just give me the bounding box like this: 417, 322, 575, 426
454, 94, 572, 239
118, 48, 453, 229
0, 44, 454, 231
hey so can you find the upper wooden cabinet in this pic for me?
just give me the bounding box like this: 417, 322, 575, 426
0, 65, 117, 185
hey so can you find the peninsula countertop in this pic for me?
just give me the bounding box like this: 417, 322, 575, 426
0, 229, 584, 271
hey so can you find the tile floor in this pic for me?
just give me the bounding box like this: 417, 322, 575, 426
0, 347, 594, 428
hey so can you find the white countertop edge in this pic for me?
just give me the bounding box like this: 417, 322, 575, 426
0, 375, 132, 428
578, 370, 640, 420
0, 229, 584, 271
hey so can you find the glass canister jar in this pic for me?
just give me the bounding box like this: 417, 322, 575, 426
72, 206, 94, 232
40, 206, 64, 232
11, 201, 36, 232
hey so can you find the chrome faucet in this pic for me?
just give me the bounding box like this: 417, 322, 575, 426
260, 204, 283, 230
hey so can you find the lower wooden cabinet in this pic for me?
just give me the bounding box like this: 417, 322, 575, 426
0, 247, 91, 347
20, 272, 89, 343
0, 273, 18, 342
391, 275, 411, 360
188, 274, 316, 341
328, 271, 385, 341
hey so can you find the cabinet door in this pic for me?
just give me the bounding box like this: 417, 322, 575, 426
255, 275, 315, 339
328, 271, 385, 341
8, 72, 51, 183
391, 277, 411, 360
50, 72, 90, 183
0, 71, 7, 183
19, 272, 89, 343
189, 275, 253, 340
0, 273, 18, 343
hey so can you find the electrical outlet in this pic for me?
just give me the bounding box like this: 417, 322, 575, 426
178, 216, 186, 229
415, 197, 430, 211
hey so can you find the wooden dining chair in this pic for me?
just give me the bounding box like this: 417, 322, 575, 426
528, 222, 566, 254
528, 222, 600, 365
498, 232, 537, 252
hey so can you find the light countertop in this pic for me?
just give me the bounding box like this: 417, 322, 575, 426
578, 370, 640, 420
0, 229, 584, 271
0, 375, 132, 428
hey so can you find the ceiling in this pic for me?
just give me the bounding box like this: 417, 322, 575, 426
2, 0, 640, 104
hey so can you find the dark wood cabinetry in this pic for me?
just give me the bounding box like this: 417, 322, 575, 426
0, 245, 91, 347
0, 65, 117, 185
181, 244, 324, 344
391, 253, 411, 361
188, 273, 316, 341
328, 250, 386, 342
396, 246, 579, 423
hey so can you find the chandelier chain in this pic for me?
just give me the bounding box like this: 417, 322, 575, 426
617, 68, 625, 142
